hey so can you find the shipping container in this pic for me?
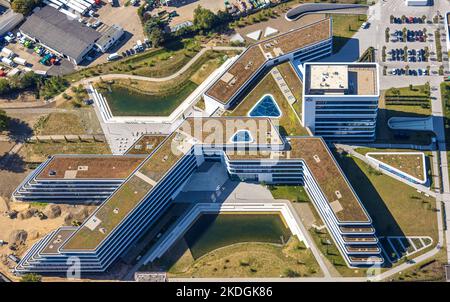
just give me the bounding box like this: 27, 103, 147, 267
34, 70, 48, 76
1, 57, 14, 66
1, 47, 14, 58
13, 57, 27, 66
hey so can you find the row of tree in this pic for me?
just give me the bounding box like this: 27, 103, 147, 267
0, 72, 69, 100
141, 6, 232, 48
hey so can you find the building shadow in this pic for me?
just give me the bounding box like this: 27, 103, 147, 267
105, 31, 133, 55
333, 149, 409, 267
7, 118, 33, 143
376, 108, 435, 146
0, 152, 26, 173
318, 37, 360, 63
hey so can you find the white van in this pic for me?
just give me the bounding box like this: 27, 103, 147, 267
107, 53, 120, 61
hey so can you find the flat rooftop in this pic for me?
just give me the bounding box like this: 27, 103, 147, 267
205, 18, 331, 105
310, 65, 349, 91
226, 137, 370, 223
41, 228, 77, 255
305, 63, 378, 96
37, 156, 146, 180
60, 117, 284, 251
19, 6, 101, 60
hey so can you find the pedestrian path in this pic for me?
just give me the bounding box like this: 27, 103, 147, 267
380, 236, 433, 264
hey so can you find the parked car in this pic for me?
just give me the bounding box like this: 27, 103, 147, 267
361, 22, 370, 29
8, 254, 20, 263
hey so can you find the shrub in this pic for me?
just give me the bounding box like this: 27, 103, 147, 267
20, 273, 42, 282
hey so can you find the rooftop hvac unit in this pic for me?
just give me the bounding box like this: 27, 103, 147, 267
49, 0, 65, 6
73, 0, 92, 8
59, 8, 78, 19
71, 0, 88, 9
66, 1, 85, 14
70, 0, 88, 10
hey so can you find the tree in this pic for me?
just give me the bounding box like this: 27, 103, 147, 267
20, 273, 42, 282
148, 26, 165, 47
39, 76, 69, 100
0, 78, 10, 95
193, 6, 217, 31
11, 0, 41, 15
0, 109, 8, 132
144, 17, 166, 47
19, 72, 39, 89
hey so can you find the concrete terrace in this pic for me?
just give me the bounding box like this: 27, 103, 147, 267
205, 18, 332, 105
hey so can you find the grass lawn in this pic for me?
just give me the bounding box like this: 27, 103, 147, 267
94, 50, 237, 117
376, 89, 434, 145
97, 50, 236, 96
387, 248, 447, 281
33, 113, 87, 136
355, 147, 435, 191
440, 82, 450, 178
276, 62, 302, 101
367, 153, 425, 181
277, 62, 304, 120
355, 147, 427, 155
333, 153, 438, 242
309, 227, 368, 277
269, 185, 309, 203
225, 72, 309, 136
158, 237, 322, 278
20, 141, 111, 162
65, 40, 204, 82
266, 184, 366, 276
385, 85, 430, 98
330, 14, 367, 52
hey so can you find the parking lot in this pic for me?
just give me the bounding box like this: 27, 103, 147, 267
0, 31, 77, 76
373, 0, 449, 80
156, 0, 226, 28
92, 0, 146, 64
3, 39, 53, 72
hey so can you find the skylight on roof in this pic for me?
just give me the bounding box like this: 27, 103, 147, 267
248, 94, 281, 118
230, 130, 254, 144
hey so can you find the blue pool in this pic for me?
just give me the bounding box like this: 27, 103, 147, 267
248, 94, 282, 118
231, 130, 253, 143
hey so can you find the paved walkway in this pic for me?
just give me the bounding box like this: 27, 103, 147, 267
80, 46, 245, 85
335, 144, 437, 197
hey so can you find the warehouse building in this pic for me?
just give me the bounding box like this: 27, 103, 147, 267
0, 9, 23, 37
19, 6, 101, 65
95, 24, 124, 53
